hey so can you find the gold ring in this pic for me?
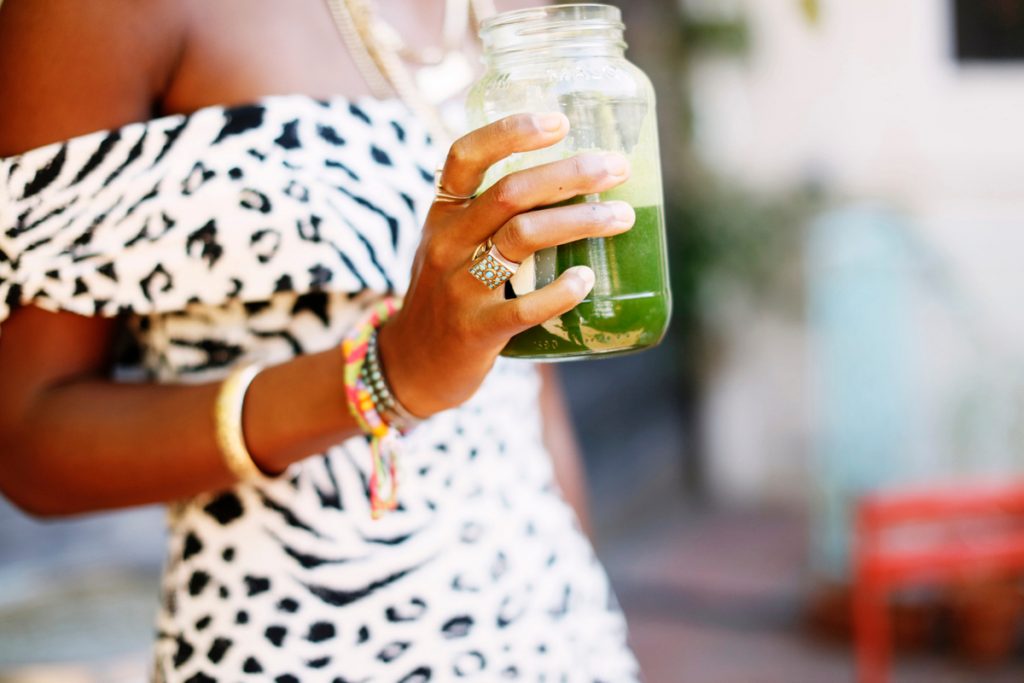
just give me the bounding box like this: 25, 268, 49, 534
468, 239, 519, 290
434, 167, 474, 204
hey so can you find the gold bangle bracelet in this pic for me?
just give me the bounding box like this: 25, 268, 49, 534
214, 362, 269, 482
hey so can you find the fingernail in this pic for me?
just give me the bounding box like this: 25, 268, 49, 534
566, 265, 595, 297
535, 113, 566, 133
604, 154, 630, 177
608, 201, 635, 227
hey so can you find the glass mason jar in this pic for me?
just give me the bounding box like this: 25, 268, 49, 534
467, 3, 672, 361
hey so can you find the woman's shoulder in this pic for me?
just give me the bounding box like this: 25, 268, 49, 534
0, 1, 439, 325
0, 0, 186, 157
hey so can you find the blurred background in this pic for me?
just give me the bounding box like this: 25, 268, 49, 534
5, 0, 1024, 681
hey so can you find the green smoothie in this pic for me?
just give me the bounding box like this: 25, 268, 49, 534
474, 80, 671, 360
501, 203, 671, 360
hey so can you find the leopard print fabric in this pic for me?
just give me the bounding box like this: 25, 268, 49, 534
0, 95, 640, 682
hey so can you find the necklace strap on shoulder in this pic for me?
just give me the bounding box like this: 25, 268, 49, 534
323, 0, 395, 99
324, 0, 467, 146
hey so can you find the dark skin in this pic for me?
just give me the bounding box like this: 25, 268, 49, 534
0, 0, 608, 536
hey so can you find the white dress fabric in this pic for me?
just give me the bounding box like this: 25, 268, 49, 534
0, 95, 640, 682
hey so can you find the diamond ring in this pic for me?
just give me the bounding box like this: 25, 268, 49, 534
469, 239, 519, 290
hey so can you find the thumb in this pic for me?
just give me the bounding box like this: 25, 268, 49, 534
492, 265, 595, 336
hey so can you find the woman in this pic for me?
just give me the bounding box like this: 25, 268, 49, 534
0, 0, 641, 680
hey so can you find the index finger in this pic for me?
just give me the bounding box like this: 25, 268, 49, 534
438, 113, 569, 198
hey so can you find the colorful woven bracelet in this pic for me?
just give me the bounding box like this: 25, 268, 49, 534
341, 297, 403, 518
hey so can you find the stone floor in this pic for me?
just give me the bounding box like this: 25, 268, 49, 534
601, 503, 1024, 683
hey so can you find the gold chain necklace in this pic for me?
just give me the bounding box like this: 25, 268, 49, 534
323, 0, 494, 145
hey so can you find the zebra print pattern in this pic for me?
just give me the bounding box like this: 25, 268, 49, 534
0, 95, 640, 682
0, 95, 428, 326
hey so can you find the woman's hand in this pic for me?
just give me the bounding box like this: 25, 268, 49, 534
379, 113, 635, 417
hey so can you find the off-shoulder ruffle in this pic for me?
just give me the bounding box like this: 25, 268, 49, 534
0, 94, 438, 329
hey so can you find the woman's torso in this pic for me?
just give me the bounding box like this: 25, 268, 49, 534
0, 2, 640, 680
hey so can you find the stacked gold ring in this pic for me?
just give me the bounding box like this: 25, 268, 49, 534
433, 168, 475, 204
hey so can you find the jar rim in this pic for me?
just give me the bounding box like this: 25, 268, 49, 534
479, 3, 623, 33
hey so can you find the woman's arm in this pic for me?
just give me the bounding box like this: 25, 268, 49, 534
538, 365, 594, 538
0, 306, 362, 516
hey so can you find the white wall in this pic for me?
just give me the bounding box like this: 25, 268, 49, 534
689, 0, 1024, 502
692, 0, 1024, 207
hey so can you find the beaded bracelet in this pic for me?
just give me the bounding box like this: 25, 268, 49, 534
363, 330, 422, 435
341, 297, 405, 518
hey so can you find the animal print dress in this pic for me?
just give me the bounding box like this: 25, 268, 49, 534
0, 95, 641, 682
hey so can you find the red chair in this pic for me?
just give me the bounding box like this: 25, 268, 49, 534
853, 482, 1024, 683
